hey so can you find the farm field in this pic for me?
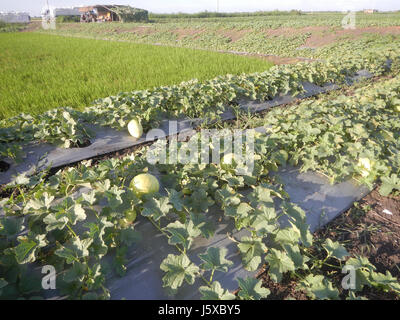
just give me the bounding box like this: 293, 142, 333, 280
39, 12, 400, 59
0, 11, 400, 301
0, 33, 272, 118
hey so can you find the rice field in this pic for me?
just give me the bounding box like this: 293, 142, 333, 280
0, 33, 273, 119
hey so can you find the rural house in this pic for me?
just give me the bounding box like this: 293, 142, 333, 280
363, 9, 378, 14
78, 5, 149, 23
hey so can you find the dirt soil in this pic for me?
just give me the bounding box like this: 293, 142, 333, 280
172, 28, 205, 40
265, 26, 330, 37
218, 29, 253, 42
303, 26, 400, 48
259, 188, 400, 300
22, 21, 42, 32
125, 26, 156, 36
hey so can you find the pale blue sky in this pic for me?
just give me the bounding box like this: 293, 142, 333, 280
1, 0, 397, 17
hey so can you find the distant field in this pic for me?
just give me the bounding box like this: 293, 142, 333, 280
39, 12, 400, 59
0, 33, 273, 119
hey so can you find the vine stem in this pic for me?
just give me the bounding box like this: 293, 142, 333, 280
17, 186, 26, 204
306, 250, 342, 270
67, 223, 78, 238
147, 216, 185, 255
209, 269, 215, 283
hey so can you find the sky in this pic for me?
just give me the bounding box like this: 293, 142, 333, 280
0, 0, 398, 17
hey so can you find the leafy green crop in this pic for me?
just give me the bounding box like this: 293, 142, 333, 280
1, 75, 399, 300
1, 19, 400, 300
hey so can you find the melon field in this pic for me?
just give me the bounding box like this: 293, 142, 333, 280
0, 11, 399, 302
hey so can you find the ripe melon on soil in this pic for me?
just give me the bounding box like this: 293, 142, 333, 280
358, 157, 373, 177
127, 118, 143, 139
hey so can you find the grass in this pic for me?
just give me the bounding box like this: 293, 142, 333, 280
0, 33, 273, 119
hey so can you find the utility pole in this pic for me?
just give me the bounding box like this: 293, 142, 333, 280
217, 0, 219, 13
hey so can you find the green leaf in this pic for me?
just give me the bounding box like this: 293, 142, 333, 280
199, 247, 233, 273
290, 220, 313, 247
52, 197, 87, 225
216, 185, 241, 208
370, 271, 400, 293
43, 214, 69, 232
379, 174, 400, 196
120, 227, 141, 247
237, 277, 270, 300
283, 244, 309, 270
249, 205, 277, 235
345, 255, 376, 272
19, 271, 42, 294
81, 190, 98, 205
322, 239, 349, 260
160, 254, 199, 290
25, 192, 54, 211
274, 228, 301, 246
184, 189, 214, 213
297, 274, 339, 300
0, 217, 24, 238
189, 212, 215, 239
283, 202, 306, 224
142, 196, 172, 221
55, 237, 93, 264
84, 217, 113, 258
199, 281, 236, 300
225, 202, 253, 219
14, 234, 47, 264
167, 189, 185, 211
63, 261, 87, 283
247, 184, 275, 206
163, 220, 201, 251
237, 237, 267, 272
265, 248, 295, 283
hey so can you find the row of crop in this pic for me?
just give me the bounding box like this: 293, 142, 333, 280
1, 43, 398, 160
43, 19, 400, 59
1, 74, 399, 299
50, 12, 400, 32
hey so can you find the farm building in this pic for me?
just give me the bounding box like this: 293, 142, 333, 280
78, 5, 149, 23
0, 12, 30, 23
